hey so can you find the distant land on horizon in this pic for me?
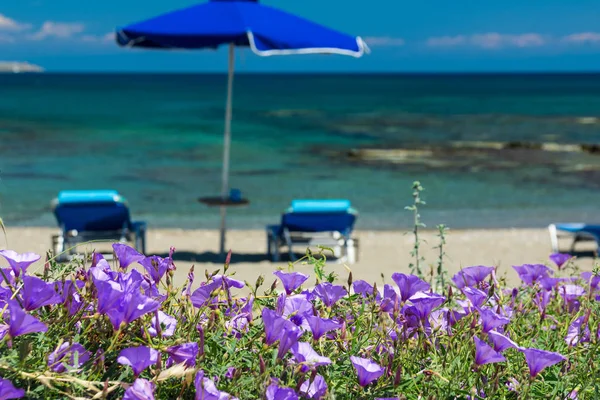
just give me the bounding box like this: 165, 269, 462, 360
0, 62, 44, 73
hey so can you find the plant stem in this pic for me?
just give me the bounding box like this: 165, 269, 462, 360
405, 181, 426, 277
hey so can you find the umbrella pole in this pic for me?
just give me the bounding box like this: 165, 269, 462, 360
219, 43, 235, 257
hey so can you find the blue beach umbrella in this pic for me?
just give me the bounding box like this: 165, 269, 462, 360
116, 0, 369, 256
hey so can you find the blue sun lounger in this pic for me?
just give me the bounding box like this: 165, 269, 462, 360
266, 199, 359, 264
51, 190, 147, 261
548, 223, 600, 253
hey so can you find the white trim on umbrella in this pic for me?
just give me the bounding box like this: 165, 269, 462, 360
246, 31, 369, 57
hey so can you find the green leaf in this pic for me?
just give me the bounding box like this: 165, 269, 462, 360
0, 216, 6, 247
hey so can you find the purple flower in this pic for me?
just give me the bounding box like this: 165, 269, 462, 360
474, 337, 506, 365
213, 275, 245, 290
549, 253, 572, 270
281, 294, 313, 330
47, 342, 91, 372
89, 264, 114, 283
273, 271, 309, 294
0, 250, 40, 277
306, 316, 342, 340
533, 290, 552, 315
452, 266, 494, 289
539, 276, 562, 291
479, 308, 510, 333
278, 323, 302, 359
430, 309, 449, 332
6, 300, 47, 338
90, 252, 104, 268
148, 311, 177, 338
299, 374, 327, 400
123, 378, 155, 400
404, 292, 446, 321
21, 276, 61, 311
0, 269, 15, 288
565, 316, 591, 346
139, 255, 170, 284
513, 264, 553, 286
195, 370, 238, 400
313, 283, 347, 307
462, 287, 489, 309
391, 273, 430, 302
226, 296, 254, 320
94, 279, 124, 315
447, 307, 468, 326
487, 330, 521, 352
281, 294, 313, 317
265, 381, 298, 400
226, 313, 250, 338
119, 269, 146, 293
521, 348, 566, 378
113, 243, 145, 270
57, 280, 85, 315
291, 342, 332, 368
118, 346, 159, 376
353, 280, 380, 299
190, 281, 221, 308
106, 290, 162, 330
262, 308, 295, 345
581, 272, 600, 291
184, 267, 195, 297
350, 356, 384, 387
166, 342, 198, 368
559, 285, 585, 312
225, 367, 236, 379
0, 377, 25, 399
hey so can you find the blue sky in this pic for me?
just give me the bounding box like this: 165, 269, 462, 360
1, 0, 600, 72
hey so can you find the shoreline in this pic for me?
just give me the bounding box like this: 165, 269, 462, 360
1, 226, 596, 289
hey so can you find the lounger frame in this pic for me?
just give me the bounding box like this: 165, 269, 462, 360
266, 205, 359, 264
548, 223, 600, 254
51, 192, 146, 261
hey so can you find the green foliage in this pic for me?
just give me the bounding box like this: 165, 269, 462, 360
0, 248, 599, 399
405, 181, 426, 278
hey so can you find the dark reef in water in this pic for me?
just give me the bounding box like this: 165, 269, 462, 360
311, 140, 600, 188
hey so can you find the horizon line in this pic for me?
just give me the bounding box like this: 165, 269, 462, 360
4, 70, 600, 75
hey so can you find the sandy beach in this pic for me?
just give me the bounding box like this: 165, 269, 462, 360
1, 226, 595, 289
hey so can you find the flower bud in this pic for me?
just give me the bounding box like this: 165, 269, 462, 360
259, 355, 266, 374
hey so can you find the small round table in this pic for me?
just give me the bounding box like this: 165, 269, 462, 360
198, 196, 250, 207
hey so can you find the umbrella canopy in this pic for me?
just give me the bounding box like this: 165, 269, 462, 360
116, 0, 368, 256
117, 0, 368, 56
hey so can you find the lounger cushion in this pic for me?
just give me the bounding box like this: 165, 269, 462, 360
555, 223, 600, 232
290, 199, 351, 213
280, 213, 356, 234
57, 190, 122, 204
53, 190, 133, 232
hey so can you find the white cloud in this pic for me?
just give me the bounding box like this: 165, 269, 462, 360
0, 14, 115, 45
0, 34, 15, 43
561, 32, 600, 44
102, 32, 115, 42
427, 32, 546, 49
426, 35, 466, 47
80, 32, 115, 44
28, 21, 85, 40
0, 14, 31, 31
364, 36, 405, 47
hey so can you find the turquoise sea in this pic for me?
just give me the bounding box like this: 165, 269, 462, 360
2, 73, 600, 230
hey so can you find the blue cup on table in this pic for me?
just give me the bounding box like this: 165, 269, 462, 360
229, 188, 242, 202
